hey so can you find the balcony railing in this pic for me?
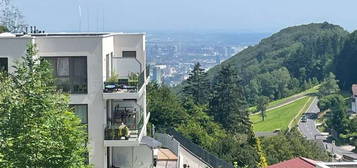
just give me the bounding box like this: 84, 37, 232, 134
104, 107, 144, 141
104, 117, 143, 140
103, 70, 146, 94
146, 65, 150, 78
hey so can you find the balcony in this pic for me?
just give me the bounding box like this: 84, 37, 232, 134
102, 69, 147, 100
104, 108, 150, 147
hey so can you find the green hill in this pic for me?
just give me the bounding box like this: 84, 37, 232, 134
206, 22, 348, 105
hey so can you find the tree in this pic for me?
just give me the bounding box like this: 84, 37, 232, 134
208, 65, 265, 168
209, 64, 251, 134
147, 82, 188, 132
335, 30, 357, 90
0, 24, 7, 32
0, 0, 26, 32
182, 62, 210, 105
318, 94, 341, 111
325, 95, 349, 137
257, 96, 269, 121
177, 97, 226, 151
0, 44, 89, 168
261, 128, 330, 165
318, 73, 340, 97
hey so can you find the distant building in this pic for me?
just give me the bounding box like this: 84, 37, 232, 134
215, 55, 221, 64
152, 65, 166, 85
351, 84, 357, 113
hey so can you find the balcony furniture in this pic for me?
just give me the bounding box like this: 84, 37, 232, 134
113, 106, 137, 129
118, 79, 129, 86
104, 82, 119, 93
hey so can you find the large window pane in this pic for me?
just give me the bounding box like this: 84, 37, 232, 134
122, 51, 136, 58
71, 104, 88, 124
0, 58, 8, 72
44, 56, 87, 94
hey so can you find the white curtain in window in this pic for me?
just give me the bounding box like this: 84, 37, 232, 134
57, 58, 69, 76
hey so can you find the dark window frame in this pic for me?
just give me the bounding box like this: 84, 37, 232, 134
69, 104, 89, 164
42, 56, 88, 94
69, 104, 89, 133
122, 51, 137, 58
0, 57, 8, 73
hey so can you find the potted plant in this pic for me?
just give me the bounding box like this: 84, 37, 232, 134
118, 123, 130, 140
104, 71, 119, 92
128, 73, 139, 87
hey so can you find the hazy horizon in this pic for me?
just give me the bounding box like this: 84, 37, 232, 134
12, 0, 357, 33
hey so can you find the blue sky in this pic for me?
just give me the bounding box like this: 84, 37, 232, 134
12, 0, 357, 33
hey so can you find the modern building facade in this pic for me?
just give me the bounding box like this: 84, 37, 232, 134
0, 32, 151, 168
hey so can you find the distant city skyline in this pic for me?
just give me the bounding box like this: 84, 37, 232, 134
12, 0, 357, 33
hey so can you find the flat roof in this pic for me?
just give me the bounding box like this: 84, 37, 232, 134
0, 32, 146, 38
157, 148, 178, 161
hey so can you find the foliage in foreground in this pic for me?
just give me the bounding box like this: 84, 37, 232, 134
148, 63, 268, 168
0, 44, 89, 168
261, 128, 330, 165
318, 92, 357, 150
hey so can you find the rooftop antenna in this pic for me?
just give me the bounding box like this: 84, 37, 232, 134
87, 7, 90, 32
102, 8, 104, 32
96, 8, 99, 32
78, 0, 82, 32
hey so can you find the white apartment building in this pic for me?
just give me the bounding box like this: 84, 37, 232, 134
0, 32, 152, 168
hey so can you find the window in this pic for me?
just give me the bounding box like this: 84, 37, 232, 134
122, 51, 136, 58
70, 104, 88, 141
71, 104, 88, 124
44, 56, 87, 94
0, 58, 8, 72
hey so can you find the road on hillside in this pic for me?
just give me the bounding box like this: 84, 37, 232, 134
298, 98, 357, 159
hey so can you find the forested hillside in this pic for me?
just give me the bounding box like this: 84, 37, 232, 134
335, 30, 357, 89
206, 22, 348, 105
151, 22, 357, 167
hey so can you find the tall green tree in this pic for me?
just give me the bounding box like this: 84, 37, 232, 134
335, 30, 357, 90
261, 128, 330, 165
325, 95, 349, 137
177, 97, 226, 151
318, 73, 340, 97
0, 44, 89, 168
0, 0, 26, 32
147, 82, 188, 132
182, 62, 210, 105
257, 96, 269, 121
209, 64, 251, 134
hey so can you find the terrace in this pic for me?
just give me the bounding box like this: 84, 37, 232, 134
104, 101, 150, 146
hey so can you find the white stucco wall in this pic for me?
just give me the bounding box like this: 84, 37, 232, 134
113, 34, 146, 71
179, 146, 211, 168
0, 37, 32, 73
0, 33, 148, 168
112, 145, 153, 168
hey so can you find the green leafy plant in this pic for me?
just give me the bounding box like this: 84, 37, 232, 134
107, 71, 119, 83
